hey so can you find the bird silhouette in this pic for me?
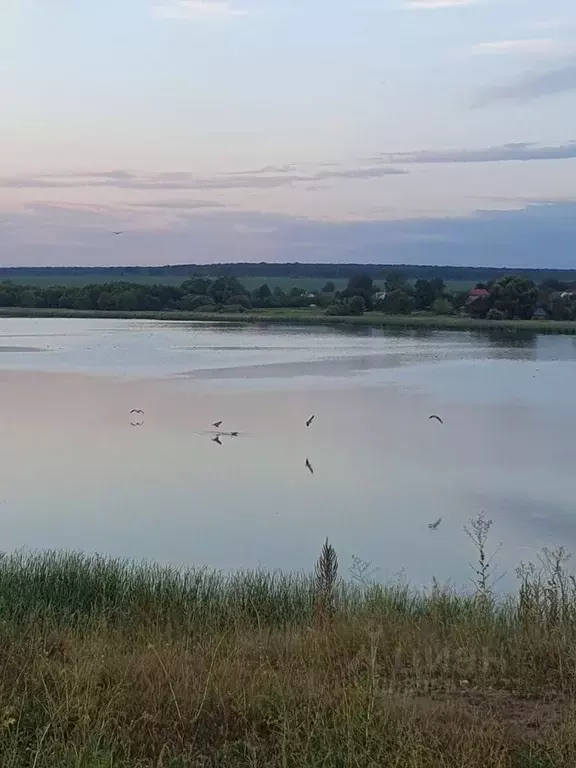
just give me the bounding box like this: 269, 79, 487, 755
306, 415, 315, 427
130, 421, 143, 427
112, 231, 123, 236
230, 431, 239, 437
130, 409, 145, 415
213, 421, 223, 428
305, 458, 314, 475
428, 517, 442, 530
212, 435, 222, 445
429, 415, 443, 424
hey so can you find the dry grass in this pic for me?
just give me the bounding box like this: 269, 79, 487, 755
1, 531, 576, 766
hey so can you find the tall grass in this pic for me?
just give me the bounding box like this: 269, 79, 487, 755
2, 523, 576, 765
1, 306, 576, 334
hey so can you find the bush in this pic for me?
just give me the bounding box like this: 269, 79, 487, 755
178, 294, 215, 311
432, 297, 453, 316
487, 307, 505, 321
325, 296, 365, 316
226, 294, 252, 310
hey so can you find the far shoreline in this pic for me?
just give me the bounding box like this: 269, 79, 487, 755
1, 306, 576, 335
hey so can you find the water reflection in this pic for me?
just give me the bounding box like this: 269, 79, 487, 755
0, 317, 573, 589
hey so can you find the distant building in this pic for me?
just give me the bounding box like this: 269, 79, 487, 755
468, 288, 490, 301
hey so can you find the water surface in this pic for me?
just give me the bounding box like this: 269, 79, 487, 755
0, 317, 574, 589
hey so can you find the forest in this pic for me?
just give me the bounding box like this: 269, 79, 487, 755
1, 262, 576, 285
0, 271, 575, 321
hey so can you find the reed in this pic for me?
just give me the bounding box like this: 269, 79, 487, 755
1, 306, 576, 334
1, 523, 576, 765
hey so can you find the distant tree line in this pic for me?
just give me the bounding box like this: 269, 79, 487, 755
1, 272, 575, 321
1, 263, 576, 284
0, 276, 322, 313
324, 274, 576, 321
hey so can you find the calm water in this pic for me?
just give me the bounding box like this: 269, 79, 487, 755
0, 317, 575, 589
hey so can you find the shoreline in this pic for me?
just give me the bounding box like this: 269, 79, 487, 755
1, 306, 576, 334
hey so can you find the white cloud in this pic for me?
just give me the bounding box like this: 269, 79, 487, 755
475, 39, 561, 55
407, 0, 479, 8
153, 0, 248, 21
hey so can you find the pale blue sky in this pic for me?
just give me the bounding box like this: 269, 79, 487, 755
0, 0, 575, 266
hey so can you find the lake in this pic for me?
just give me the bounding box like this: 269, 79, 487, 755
0, 316, 575, 589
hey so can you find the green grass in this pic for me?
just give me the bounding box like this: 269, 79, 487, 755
1, 522, 576, 766
1, 305, 576, 335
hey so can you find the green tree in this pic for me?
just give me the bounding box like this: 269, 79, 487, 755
181, 277, 211, 295
348, 295, 366, 315
384, 271, 407, 293
256, 283, 272, 301
430, 278, 445, 297
192, 297, 216, 311
322, 281, 336, 293
342, 274, 374, 310
345, 274, 373, 295
209, 276, 248, 304
226, 294, 252, 310
413, 279, 435, 311
548, 293, 571, 321
117, 290, 139, 311
96, 291, 115, 311
432, 297, 453, 315
19, 290, 43, 308
491, 276, 538, 320
380, 289, 414, 315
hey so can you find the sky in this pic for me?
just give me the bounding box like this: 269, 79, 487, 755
0, 0, 575, 267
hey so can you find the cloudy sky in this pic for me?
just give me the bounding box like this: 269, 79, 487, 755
1, 0, 575, 267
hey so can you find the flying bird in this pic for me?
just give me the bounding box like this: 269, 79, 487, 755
130, 421, 143, 427
428, 517, 442, 530
212, 435, 222, 446
230, 431, 239, 437
112, 231, 123, 236
429, 415, 443, 424
213, 421, 223, 428
130, 409, 145, 415
305, 458, 314, 475
306, 415, 315, 427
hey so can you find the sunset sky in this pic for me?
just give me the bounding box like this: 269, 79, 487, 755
1, 0, 575, 267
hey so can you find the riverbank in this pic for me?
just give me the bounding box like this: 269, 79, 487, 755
1, 305, 576, 334
0, 542, 574, 767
